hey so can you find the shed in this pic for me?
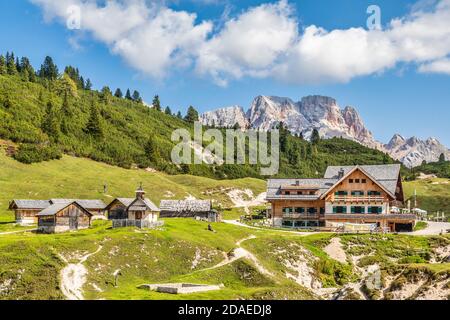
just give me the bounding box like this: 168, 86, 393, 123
9, 200, 51, 225
37, 201, 93, 233
160, 200, 221, 222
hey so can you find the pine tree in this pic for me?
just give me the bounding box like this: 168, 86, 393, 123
279, 122, 289, 153
60, 93, 73, 134
79, 76, 85, 90
125, 89, 132, 100
184, 106, 199, 123
176, 111, 183, 119
152, 95, 161, 111
311, 129, 321, 145
144, 136, 160, 163
7, 52, 17, 75
38, 56, 59, 80
84, 101, 104, 138
101, 86, 112, 104
20, 57, 36, 82
132, 90, 142, 103
164, 106, 172, 115
85, 78, 92, 90
42, 101, 61, 141
0, 55, 6, 74
114, 88, 123, 98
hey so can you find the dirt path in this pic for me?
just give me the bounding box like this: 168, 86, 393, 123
202, 235, 273, 277
323, 238, 347, 264
409, 221, 450, 236
0, 228, 36, 236
59, 245, 103, 300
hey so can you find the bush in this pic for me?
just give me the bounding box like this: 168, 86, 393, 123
14, 143, 62, 163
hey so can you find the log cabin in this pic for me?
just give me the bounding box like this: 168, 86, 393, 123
267, 164, 416, 232
9, 199, 107, 225
159, 200, 221, 222
37, 201, 93, 233
106, 186, 161, 228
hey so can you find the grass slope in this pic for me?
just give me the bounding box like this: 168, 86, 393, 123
404, 178, 450, 217
0, 151, 265, 224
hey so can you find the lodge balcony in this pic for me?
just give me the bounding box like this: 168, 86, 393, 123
282, 213, 321, 219
330, 196, 385, 203
323, 213, 417, 220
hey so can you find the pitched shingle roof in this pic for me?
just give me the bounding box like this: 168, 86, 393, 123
37, 201, 92, 216
9, 200, 50, 210
50, 199, 106, 209
160, 200, 212, 213
127, 198, 160, 212
266, 178, 337, 200
267, 164, 402, 200
324, 164, 401, 195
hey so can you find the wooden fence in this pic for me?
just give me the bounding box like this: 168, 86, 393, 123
111, 219, 165, 229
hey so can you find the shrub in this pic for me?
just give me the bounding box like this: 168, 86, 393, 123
14, 143, 62, 163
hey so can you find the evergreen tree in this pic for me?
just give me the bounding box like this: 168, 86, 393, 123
299, 132, 304, 140
114, 88, 123, 98
439, 153, 446, 162
132, 90, 142, 103
144, 136, 160, 163
125, 89, 132, 100
6, 52, 18, 75
184, 106, 199, 123
101, 86, 112, 104
84, 101, 104, 138
42, 101, 61, 141
20, 57, 36, 82
0, 55, 6, 74
279, 122, 289, 153
79, 76, 85, 90
176, 111, 183, 119
164, 106, 172, 115
56, 73, 78, 97
64, 66, 83, 88
85, 78, 92, 90
15, 57, 21, 73
60, 93, 73, 134
38, 56, 59, 80
311, 129, 321, 145
152, 95, 161, 111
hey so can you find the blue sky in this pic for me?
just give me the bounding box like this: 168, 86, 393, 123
1, 0, 450, 145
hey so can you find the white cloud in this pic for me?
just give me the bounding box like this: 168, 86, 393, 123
419, 58, 450, 74
30, 0, 450, 84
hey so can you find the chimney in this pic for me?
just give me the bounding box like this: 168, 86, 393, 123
338, 168, 345, 179
136, 183, 146, 200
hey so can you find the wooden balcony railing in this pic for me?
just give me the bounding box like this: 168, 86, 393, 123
282, 213, 319, 219
331, 196, 385, 203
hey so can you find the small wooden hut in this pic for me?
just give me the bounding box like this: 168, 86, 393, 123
8, 200, 50, 225
37, 201, 93, 233
159, 200, 221, 222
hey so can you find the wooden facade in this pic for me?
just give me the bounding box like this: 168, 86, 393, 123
267, 165, 416, 232
37, 202, 92, 233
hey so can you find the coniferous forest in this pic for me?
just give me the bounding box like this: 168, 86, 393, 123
0, 52, 398, 179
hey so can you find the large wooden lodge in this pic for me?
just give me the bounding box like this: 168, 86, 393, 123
267, 164, 417, 232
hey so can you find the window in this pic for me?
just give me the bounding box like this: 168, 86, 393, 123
307, 207, 317, 214
309, 191, 316, 195
307, 221, 319, 227
297, 191, 303, 195
351, 206, 365, 214
283, 207, 293, 214
295, 207, 305, 214
334, 191, 348, 196
285, 191, 290, 195
368, 191, 382, 196
368, 206, 383, 214
355, 179, 360, 183
294, 221, 307, 228
362, 179, 367, 183
349, 179, 354, 183
282, 220, 293, 227
351, 190, 365, 196
333, 206, 347, 214
320, 207, 325, 215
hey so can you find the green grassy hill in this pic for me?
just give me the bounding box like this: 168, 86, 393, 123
0, 151, 265, 225
404, 178, 450, 219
